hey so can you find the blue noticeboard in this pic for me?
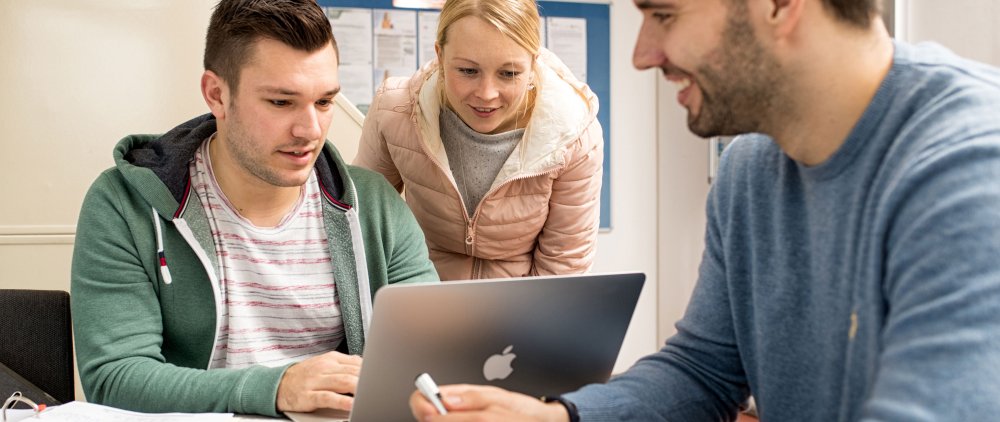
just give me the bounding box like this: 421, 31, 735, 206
319, 0, 611, 229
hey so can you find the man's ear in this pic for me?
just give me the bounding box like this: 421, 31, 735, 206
201, 70, 228, 120
763, 0, 804, 39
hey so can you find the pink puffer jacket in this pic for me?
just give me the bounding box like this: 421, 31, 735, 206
354, 48, 603, 281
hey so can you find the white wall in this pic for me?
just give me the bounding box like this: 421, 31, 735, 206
0, 0, 662, 389
896, 0, 1000, 67
654, 81, 712, 343
0, 0, 213, 292
594, 1, 660, 372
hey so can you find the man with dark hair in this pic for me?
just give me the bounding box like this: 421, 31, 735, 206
71, 0, 438, 416
411, 0, 1000, 420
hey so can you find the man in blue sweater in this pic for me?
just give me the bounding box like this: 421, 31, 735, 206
410, 0, 1000, 420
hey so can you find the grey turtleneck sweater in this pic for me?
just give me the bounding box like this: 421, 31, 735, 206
440, 107, 525, 217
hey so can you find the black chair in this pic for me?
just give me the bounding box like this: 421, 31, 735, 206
0, 289, 74, 404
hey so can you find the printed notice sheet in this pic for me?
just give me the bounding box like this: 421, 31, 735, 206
373, 9, 418, 98
325, 7, 375, 112
417, 11, 440, 67
546, 17, 588, 83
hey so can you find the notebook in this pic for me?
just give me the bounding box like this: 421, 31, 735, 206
286, 272, 645, 422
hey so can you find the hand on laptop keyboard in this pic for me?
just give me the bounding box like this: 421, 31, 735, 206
276, 351, 362, 413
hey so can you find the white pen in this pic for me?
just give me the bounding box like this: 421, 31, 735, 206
415, 372, 448, 415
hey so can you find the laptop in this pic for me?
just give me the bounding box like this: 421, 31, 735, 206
286, 272, 645, 422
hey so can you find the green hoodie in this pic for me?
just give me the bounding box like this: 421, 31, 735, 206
71, 114, 438, 416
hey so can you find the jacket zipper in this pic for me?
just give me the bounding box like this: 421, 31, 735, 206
411, 109, 564, 278
465, 166, 562, 279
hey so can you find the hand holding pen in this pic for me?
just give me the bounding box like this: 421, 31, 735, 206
409, 376, 574, 421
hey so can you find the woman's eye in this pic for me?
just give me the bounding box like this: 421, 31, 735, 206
500, 70, 521, 80
458, 68, 478, 76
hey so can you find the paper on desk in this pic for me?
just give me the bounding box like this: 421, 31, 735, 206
3, 408, 36, 422
17, 401, 234, 421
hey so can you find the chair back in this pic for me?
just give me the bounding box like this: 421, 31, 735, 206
0, 289, 74, 404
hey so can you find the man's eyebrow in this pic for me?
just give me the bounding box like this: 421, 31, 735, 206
256, 86, 341, 97
635, 0, 676, 10
257, 86, 299, 96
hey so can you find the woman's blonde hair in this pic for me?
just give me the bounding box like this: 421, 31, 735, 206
437, 0, 541, 57
436, 0, 541, 124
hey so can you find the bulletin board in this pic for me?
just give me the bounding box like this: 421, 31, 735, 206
318, 0, 612, 229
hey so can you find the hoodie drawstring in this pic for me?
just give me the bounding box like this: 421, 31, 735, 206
153, 207, 173, 285
344, 179, 374, 338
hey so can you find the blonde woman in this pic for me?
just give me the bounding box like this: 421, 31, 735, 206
354, 0, 603, 281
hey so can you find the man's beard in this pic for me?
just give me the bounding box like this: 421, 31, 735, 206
689, 6, 785, 138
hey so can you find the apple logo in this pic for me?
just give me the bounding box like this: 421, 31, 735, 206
483, 345, 517, 381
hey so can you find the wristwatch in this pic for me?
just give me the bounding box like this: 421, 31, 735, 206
541, 395, 580, 422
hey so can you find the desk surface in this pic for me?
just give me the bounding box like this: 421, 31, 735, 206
234, 415, 285, 421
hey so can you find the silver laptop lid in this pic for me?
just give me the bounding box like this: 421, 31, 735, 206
346, 272, 645, 421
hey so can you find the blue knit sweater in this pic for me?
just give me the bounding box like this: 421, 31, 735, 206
566, 41, 1000, 421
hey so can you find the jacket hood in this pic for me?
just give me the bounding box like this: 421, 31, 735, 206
411, 48, 600, 182
113, 113, 346, 218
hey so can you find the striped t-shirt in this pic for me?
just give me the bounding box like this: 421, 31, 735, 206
190, 137, 344, 369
